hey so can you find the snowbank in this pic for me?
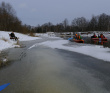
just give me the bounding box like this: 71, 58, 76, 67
33, 40, 110, 62
0, 31, 41, 51
36, 32, 61, 39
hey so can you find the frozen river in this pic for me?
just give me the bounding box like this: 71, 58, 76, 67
0, 37, 110, 93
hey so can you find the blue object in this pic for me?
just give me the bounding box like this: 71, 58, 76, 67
99, 38, 101, 41
0, 83, 10, 91
68, 38, 73, 40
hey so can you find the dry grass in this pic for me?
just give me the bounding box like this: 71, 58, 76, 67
29, 32, 36, 37
0, 60, 2, 67
16, 40, 20, 45
1, 37, 8, 42
35, 35, 39, 37
0, 58, 8, 68
0, 58, 4, 67
14, 40, 21, 48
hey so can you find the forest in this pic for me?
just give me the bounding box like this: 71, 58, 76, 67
0, 2, 110, 34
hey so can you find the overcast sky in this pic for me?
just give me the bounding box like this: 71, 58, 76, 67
2, 0, 110, 26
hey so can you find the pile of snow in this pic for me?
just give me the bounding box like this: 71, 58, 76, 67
0, 39, 16, 51
36, 32, 60, 39
0, 31, 41, 52
31, 40, 110, 62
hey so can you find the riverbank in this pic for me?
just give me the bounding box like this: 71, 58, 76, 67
0, 35, 60, 68
0, 31, 42, 68
1, 31, 110, 69
0, 51, 8, 67
0, 41, 22, 68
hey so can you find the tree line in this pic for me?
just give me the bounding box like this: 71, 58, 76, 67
0, 2, 32, 34
34, 13, 110, 33
0, 2, 110, 34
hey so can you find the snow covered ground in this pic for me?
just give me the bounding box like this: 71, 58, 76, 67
29, 39, 110, 62
0, 31, 110, 62
37, 40, 110, 61
0, 31, 41, 52
35, 32, 60, 39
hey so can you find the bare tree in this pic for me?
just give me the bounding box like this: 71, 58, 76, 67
89, 15, 98, 31
71, 17, 87, 31
98, 13, 110, 31
63, 18, 69, 30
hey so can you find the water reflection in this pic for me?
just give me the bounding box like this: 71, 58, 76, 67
91, 40, 107, 45
84, 37, 110, 48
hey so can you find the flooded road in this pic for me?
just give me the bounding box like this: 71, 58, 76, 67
0, 38, 110, 93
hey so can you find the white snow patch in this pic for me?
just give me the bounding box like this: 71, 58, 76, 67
36, 33, 61, 39
0, 31, 41, 51
34, 40, 110, 62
